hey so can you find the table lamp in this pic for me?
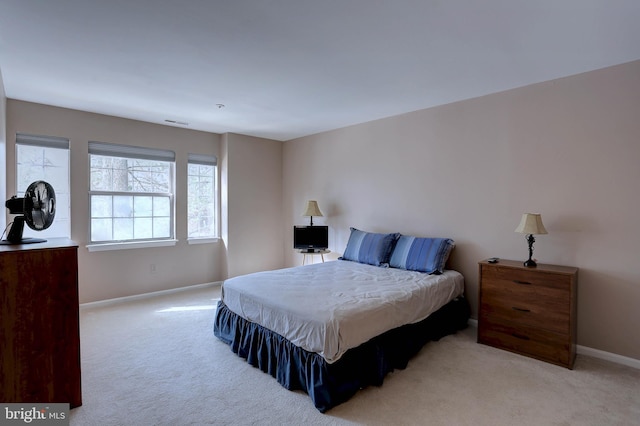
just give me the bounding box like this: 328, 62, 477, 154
515, 213, 547, 267
302, 200, 323, 226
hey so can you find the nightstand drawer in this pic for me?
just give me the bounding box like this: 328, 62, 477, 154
480, 286, 570, 334
482, 265, 572, 294
479, 319, 572, 367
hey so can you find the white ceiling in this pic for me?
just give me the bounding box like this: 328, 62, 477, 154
1, 1, 639, 141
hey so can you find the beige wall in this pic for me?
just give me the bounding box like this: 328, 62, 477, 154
222, 133, 284, 278
283, 60, 640, 361
6, 100, 224, 303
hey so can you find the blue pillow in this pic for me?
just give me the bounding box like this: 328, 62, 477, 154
389, 236, 455, 274
341, 228, 400, 267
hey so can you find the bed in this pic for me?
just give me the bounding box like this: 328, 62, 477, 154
213, 229, 470, 412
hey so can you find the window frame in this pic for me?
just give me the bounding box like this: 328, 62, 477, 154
14, 133, 71, 240
87, 141, 177, 251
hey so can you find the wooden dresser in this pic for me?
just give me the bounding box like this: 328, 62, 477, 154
0, 238, 82, 407
478, 259, 578, 369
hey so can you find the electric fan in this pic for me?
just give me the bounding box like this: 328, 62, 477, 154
3, 180, 56, 244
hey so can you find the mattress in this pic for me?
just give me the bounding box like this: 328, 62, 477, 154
221, 260, 464, 363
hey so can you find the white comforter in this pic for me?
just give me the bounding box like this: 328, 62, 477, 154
221, 260, 464, 363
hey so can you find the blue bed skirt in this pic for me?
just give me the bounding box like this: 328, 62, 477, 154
213, 297, 470, 412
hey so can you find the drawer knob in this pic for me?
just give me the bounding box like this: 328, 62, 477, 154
513, 280, 532, 285
512, 307, 531, 313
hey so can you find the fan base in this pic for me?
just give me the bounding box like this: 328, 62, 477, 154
0, 238, 47, 245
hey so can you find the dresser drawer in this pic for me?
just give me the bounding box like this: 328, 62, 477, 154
481, 264, 572, 294
478, 318, 573, 367
480, 281, 570, 334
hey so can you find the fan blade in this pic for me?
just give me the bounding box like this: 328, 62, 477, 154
31, 210, 45, 229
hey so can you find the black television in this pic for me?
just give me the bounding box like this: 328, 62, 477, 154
293, 225, 328, 252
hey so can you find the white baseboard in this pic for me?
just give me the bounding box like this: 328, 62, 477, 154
80, 281, 222, 310
466, 319, 640, 370
576, 345, 640, 370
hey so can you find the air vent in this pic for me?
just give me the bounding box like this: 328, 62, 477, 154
164, 119, 189, 126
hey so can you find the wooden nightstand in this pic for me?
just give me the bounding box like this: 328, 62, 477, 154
478, 259, 578, 369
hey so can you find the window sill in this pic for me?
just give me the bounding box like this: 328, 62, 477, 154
187, 237, 220, 245
86, 239, 178, 252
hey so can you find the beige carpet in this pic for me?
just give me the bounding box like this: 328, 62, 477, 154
70, 285, 640, 426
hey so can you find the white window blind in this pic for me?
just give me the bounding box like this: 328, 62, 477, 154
187, 153, 217, 166
17, 133, 70, 150
88, 141, 175, 162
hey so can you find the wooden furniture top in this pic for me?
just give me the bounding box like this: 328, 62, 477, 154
0, 237, 78, 252
479, 258, 578, 275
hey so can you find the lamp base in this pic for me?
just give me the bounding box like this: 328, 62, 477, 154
523, 259, 537, 268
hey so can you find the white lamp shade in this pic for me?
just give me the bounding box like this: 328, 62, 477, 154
515, 213, 548, 235
302, 200, 323, 217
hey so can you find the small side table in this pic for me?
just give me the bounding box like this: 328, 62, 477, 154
300, 249, 330, 265
477, 258, 578, 369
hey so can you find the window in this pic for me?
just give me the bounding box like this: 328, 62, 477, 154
88, 141, 175, 245
187, 153, 217, 240
15, 133, 70, 239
